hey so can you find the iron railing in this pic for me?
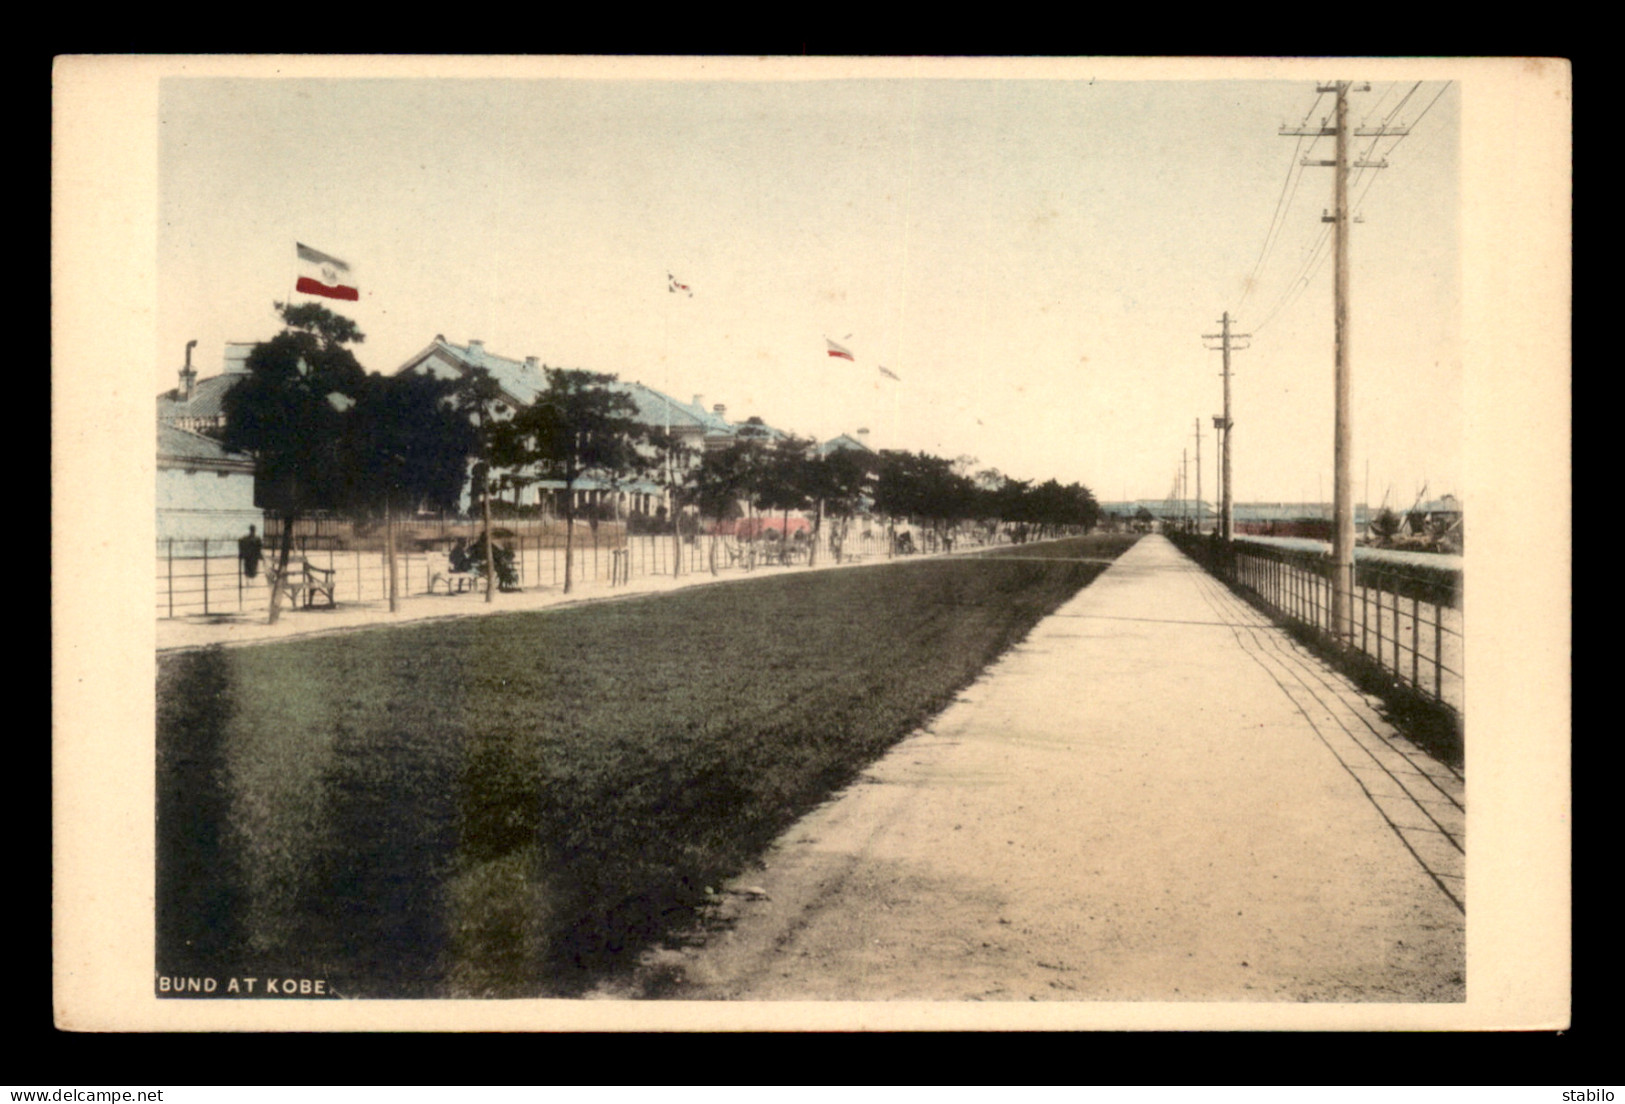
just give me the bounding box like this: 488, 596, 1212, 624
1172, 533, 1463, 718
153, 525, 1018, 619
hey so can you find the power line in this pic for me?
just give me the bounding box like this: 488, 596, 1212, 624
1252, 82, 1451, 334
1362, 81, 1398, 124
1237, 134, 1305, 314
1403, 80, 1453, 131
1234, 89, 1341, 317
1384, 81, 1423, 126
1254, 221, 1332, 334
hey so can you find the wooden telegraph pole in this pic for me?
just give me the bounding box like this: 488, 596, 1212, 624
1194, 417, 1206, 534
1203, 312, 1248, 541
1281, 81, 1398, 642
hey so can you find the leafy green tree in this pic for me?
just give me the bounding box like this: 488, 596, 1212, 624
808, 446, 876, 563
643, 425, 699, 575
874, 450, 976, 552
222, 302, 368, 623
453, 366, 511, 602
684, 441, 756, 574
344, 368, 477, 611
501, 368, 653, 593
751, 435, 818, 563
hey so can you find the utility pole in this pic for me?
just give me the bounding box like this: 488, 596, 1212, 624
1194, 417, 1204, 534
1203, 312, 1248, 541
1182, 448, 1189, 529
1281, 81, 1397, 642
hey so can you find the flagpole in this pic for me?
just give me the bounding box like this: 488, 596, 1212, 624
664, 275, 676, 574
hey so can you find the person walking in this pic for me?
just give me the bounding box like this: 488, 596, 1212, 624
238, 525, 264, 581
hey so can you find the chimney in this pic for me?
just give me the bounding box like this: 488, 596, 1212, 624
692, 394, 704, 410
712, 403, 727, 419
524, 356, 539, 372
467, 339, 485, 361
857, 427, 870, 442
179, 339, 198, 401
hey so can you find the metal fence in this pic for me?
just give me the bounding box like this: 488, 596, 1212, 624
154, 525, 995, 620
1171, 533, 1463, 717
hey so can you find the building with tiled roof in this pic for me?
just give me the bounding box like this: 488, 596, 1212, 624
393, 336, 790, 517
157, 341, 258, 436
157, 420, 263, 543
819, 429, 876, 457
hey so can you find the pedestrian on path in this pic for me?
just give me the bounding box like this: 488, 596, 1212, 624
238, 525, 263, 580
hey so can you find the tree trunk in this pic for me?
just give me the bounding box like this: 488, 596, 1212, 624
266, 515, 296, 625
671, 493, 681, 578
386, 493, 399, 613
564, 495, 576, 594
482, 469, 495, 603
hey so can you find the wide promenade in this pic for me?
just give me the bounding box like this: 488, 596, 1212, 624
155, 532, 1465, 1003
625, 534, 1465, 1002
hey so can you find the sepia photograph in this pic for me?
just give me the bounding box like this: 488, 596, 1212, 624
53, 55, 1569, 1031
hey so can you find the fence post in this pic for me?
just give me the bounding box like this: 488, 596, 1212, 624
1375, 570, 1385, 671
202, 538, 210, 615
1390, 584, 1400, 682
1412, 594, 1421, 689
166, 539, 174, 619
1361, 569, 1369, 656
1434, 601, 1444, 700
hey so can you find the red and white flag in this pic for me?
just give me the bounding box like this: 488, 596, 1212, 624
826, 338, 855, 361
668, 272, 693, 297
296, 243, 359, 301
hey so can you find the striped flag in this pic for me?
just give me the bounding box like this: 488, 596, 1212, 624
826, 338, 855, 361
668, 272, 693, 297
878, 366, 900, 381
295, 243, 358, 301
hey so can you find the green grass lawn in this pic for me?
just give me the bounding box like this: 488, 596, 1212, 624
157, 533, 1139, 997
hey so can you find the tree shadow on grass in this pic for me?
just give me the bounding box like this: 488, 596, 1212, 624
156, 647, 243, 982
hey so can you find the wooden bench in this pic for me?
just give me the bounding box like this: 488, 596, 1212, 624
424, 552, 476, 595
267, 556, 337, 610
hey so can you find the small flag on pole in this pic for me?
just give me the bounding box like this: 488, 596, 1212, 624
878, 366, 900, 381
826, 338, 855, 361
668, 272, 693, 297
295, 243, 359, 301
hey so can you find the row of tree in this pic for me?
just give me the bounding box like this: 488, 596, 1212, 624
220, 304, 1099, 622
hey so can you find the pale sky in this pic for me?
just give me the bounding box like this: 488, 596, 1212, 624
157, 64, 1461, 506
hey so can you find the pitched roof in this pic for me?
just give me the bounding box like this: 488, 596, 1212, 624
609, 380, 731, 433
395, 340, 742, 438
396, 339, 549, 407
820, 433, 876, 456
157, 421, 254, 470
157, 373, 244, 424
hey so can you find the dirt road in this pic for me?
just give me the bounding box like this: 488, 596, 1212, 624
601, 535, 1465, 1002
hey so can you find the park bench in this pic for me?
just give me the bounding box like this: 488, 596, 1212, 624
267, 556, 337, 610
424, 552, 476, 595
